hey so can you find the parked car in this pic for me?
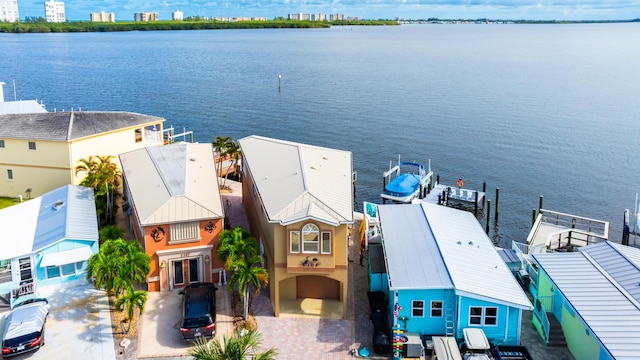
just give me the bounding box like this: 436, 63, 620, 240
178, 283, 217, 341
1, 298, 49, 358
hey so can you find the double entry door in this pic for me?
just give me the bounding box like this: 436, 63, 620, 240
171, 257, 201, 289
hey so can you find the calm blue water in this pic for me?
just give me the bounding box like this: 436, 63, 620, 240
2, 24, 639, 247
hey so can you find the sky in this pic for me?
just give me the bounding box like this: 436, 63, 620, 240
17, 0, 640, 22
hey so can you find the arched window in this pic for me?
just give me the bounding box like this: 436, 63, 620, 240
302, 224, 319, 253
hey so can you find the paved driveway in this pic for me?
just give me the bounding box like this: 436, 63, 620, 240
0, 284, 115, 360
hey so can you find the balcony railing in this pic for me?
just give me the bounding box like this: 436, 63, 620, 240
11, 281, 35, 306
533, 295, 553, 343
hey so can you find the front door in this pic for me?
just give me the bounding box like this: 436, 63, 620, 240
171, 257, 202, 290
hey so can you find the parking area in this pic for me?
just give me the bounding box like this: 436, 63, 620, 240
135, 283, 233, 359
0, 284, 115, 360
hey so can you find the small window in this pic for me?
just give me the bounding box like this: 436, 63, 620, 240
46, 266, 61, 279
7, 169, 13, 180
412, 300, 425, 317
469, 306, 497, 326
290, 231, 300, 253
135, 128, 143, 143
485, 307, 497, 325
28, 141, 36, 150
0, 139, 5, 148
470, 307, 482, 324
76, 261, 88, 272
431, 300, 443, 317
61, 263, 75, 276
321, 232, 331, 254
0, 260, 11, 283
302, 224, 319, 253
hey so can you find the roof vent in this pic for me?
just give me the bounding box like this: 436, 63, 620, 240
457, 241, 461, 245
468, 241, 473, 245
189, 158, 196, 162
52, 200, 64, 210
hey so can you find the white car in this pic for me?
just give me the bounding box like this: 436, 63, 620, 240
1, 298, 49, 358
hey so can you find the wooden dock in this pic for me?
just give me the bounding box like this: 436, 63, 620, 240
526, 209, 609, 253
422, 184, 485, 208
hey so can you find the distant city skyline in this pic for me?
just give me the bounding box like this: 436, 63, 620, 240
14, 0, 639, 22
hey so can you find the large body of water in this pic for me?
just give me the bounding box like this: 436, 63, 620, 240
2, 24, 639, 247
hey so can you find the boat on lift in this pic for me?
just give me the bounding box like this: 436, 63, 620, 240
381, 156, 432, 204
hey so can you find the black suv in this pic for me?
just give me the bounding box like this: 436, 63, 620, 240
178, 283, 217, 341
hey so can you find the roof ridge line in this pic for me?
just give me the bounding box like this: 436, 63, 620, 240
67, 112, 74, 140
581, 249, 640, 311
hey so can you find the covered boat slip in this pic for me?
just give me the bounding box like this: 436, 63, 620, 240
381, 159, 433, 203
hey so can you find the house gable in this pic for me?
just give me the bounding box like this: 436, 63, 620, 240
238, 135, 353, 226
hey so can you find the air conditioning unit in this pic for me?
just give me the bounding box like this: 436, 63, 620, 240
403, 333, 424, 358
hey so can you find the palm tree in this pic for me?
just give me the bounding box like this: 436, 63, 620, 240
212, 135, 233, 182
189, 329, 276, 360
75, 155, 122, 226
120, 240, 151, 285
217, 226, 258, 269
115, 284, 148, 335
86, 249, 120, 294
228, 254, 269, 320
86, 238, 150, 296
221, 139, 240, 188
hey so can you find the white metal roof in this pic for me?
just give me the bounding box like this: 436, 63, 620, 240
119, 143, 223, 226
533, 242, 640, 360
378, 204, 452, 290
238, 135, 353, 226
0, 185, 98, 261
0, 100, 47, 115
424, 203, 531, 309
380, 202, 532, 310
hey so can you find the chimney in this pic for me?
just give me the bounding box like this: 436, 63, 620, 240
0, 82, 5, 103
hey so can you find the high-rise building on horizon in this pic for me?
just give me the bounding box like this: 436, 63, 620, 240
90, 11, 115, 22
134, 12, 158, 22
0, 0, 19, 22
172, 10, 183, 21
44, 0, 65, 22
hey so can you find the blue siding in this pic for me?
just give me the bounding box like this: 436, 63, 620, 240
370, 273, 388, 293
34, 239, 97, 289
457, 297, 521, 345
394, 289, 453, 336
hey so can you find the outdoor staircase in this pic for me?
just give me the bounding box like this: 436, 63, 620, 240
546, 313, 567, 347
0, 292, 10, 310
444, 296, 455, 336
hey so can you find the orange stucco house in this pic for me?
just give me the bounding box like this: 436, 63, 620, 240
119, 143, 225, 291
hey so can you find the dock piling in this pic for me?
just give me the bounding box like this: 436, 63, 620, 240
485, 200, 491, 234
482, 182, 486, 207
538, 195, 544, 213
495, 188, 500, 221
531, 209, 536, 227
474, 191, 478, 215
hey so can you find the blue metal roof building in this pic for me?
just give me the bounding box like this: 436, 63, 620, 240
377, 202, 532, 345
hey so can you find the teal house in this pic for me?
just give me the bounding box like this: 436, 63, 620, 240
375, 202, 532, 345
532, 241, 640, 360
0, 185, 98, 308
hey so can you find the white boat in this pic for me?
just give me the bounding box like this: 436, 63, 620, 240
381, 157, 433, 203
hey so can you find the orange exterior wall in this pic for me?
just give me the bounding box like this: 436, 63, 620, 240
142, 218, 224, 292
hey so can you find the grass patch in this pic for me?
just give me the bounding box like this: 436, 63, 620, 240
0, 197, 23, 210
